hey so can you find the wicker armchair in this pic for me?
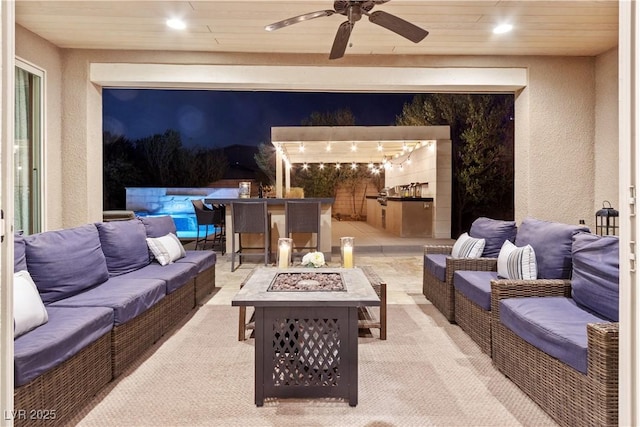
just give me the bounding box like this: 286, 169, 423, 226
423, 244, 497, 323
491, 279, 618, 426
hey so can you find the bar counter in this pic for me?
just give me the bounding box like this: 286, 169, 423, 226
204, 198, 334, 258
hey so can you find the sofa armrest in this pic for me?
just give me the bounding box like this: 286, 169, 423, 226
490, 279, 571, 320
445, 257, 498, 284
424, 245, 453, 255
587, 322, 619, 383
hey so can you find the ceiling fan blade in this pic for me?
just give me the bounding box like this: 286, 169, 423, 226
367, 10, 428, 43
329, 21, 353, 60
265, 10, 335, 31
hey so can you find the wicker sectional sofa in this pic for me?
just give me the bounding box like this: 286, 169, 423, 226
12, 216, 216, 426
424, 216, 619, 426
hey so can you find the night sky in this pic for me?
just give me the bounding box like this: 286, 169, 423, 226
103, 89, 417, 149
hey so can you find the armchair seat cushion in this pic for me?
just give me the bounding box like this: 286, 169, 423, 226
424, 254, 447, 282
50, 277, 165, 326
14, 306, 114, 387
175, 250, 216, 273
500, 296, 608, 374
454, 270, 498, 311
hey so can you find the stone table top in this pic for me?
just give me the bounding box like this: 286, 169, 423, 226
231, 267, 380, 307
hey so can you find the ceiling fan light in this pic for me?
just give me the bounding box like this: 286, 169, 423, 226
493, 24, 513, 34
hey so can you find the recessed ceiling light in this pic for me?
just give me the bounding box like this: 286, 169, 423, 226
493, 24, 513, 34
166, 18, 186, 30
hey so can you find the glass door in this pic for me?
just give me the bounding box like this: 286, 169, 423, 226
14, 60, 43, 235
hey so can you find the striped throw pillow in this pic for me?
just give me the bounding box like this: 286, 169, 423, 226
146, 233, 186, 266
451, 233, 486, 258
497, 240, 537, 280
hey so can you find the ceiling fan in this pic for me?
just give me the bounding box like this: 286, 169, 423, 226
265, 0, 429, 60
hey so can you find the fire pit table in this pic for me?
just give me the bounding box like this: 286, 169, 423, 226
232, 267, 380, 407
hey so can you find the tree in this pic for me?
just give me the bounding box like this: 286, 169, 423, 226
103, 129, 230, 209
134, 129, 184, 186
103, 132, 144, 209
397, 94, 514, 234
300, 108, 356, 126
254, 143, 277, 185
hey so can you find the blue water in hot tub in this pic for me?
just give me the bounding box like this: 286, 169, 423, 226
135, 212, 221, 240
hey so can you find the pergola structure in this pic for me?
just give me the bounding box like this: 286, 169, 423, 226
270, 125, 451, 197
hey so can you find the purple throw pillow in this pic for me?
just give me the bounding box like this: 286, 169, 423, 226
138, 216, 177, 238
25, 224, 109, 304
515, 217, 589, 279
469, 217, 517, 258
571, 232, 619, 321
96, 219, 150, 276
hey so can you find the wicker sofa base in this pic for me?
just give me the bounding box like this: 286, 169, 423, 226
14, 332, 112, 427
423, 270, 455, 322
493, 321, 618, 426
454, 289, 491, 355
195, 264, 216, 305
111, 298, 166, 378
162, 280, 197, 333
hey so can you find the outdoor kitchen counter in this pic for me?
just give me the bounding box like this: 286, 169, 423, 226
366, 196, 434, 238
204, 198, 334, 258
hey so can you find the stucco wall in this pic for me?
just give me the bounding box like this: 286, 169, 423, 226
14, 26, 63, 230
595, 47, 619, 214
15, 26, 618, 230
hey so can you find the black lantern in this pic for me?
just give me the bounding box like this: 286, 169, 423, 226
595, 201, 619, 236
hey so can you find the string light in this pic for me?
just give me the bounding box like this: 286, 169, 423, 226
326, 142, 331, 152
302, 162, 309, 170
351, 142, 357, 152
351, 162, 357, 169
298, 142, 305, 152
368, 161, 374, 169
319, 162, 325, 170
335, 162, 341, 169
377, 142, 383, 151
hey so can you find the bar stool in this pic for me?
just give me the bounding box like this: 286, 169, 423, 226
284, 200, 321, 259
230, 200, 271, 271
191, 200, 217, 250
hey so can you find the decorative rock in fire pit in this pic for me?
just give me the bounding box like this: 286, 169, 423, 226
268, 272, 345, 292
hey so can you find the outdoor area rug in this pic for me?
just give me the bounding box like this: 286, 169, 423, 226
70, 257, 558, 426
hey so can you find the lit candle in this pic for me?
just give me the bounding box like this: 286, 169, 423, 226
343, 245, 353, 268
278, 240, 291, 269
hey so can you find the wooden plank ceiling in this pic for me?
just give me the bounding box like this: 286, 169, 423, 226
16, 1, 619, 57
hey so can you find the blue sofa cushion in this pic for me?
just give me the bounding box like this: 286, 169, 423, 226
454, 270, 498, 311
139, 215, 177, 238
175, 251, 217, 273
469, 217, 517, 258
96, 220, 151, 276
500, 296, 608, 374
25, 225, 109, 304
515, 217, 589, 279
14, 306, 113, 387
122, 262, 198, 294
571, 232, 619, 321
50, 277, 165, 326
424, 254, 447, 282
14, 233, 27, 272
